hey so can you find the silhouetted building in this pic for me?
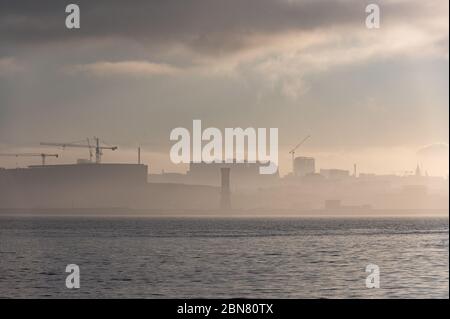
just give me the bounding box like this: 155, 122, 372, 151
294, 157, 315, 177
0, 163, 148, 208
0, 163, 222, 210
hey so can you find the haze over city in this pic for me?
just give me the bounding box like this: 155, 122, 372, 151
0, 1, 448, 302
0, 0, 448, 176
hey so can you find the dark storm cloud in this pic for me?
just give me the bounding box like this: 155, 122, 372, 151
0, 0, 419, 56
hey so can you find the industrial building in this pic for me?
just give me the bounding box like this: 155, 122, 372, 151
0, 162, 223, 210
0, 163, 147, 209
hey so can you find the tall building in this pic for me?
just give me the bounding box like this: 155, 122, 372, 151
294, 157, 315, 177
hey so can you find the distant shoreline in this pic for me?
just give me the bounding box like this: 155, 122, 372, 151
0, 208, 448, 218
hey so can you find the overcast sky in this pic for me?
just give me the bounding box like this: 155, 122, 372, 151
0, 0, 448, 175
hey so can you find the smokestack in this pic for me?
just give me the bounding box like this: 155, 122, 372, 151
220, 167, 231, 210
354, 163, 357, 178
138, 147, 141, 165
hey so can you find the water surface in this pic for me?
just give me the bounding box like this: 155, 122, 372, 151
0, 216, 448, 298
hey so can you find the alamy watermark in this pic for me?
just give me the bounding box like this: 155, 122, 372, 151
65, 4, 80, 29
65, 264, 80, 289
365, 4, 381, 29
365, 264, 380, 288
170, 120, 278, 175
65, 4, 380, 30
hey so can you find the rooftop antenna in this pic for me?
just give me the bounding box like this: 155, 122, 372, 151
138, 146, 141, 165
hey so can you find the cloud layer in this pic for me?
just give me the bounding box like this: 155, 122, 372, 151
0, 0, 448, 175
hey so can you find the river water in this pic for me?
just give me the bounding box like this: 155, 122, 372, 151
0, 216, 448, 298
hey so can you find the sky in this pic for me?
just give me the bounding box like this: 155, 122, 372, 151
0, 0, 448, 176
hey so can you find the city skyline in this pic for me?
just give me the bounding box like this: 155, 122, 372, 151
0, 139, 448, 177
0, 0, 448, 176
0, 0, 448, 301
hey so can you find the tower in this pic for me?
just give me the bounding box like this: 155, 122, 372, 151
220, 167, 231, 210
415, 164, 421, 177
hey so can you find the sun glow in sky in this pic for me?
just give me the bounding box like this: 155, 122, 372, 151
0, 0, 448, 176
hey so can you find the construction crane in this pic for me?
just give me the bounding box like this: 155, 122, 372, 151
0, 153, 59, 166
289, 135, 311, 174
40, 137, 117, 164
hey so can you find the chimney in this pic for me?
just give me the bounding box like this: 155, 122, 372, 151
220, 167, 231, 210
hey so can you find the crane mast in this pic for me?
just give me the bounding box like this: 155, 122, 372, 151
289, 135, 311, 175
0, 153, 59, 166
